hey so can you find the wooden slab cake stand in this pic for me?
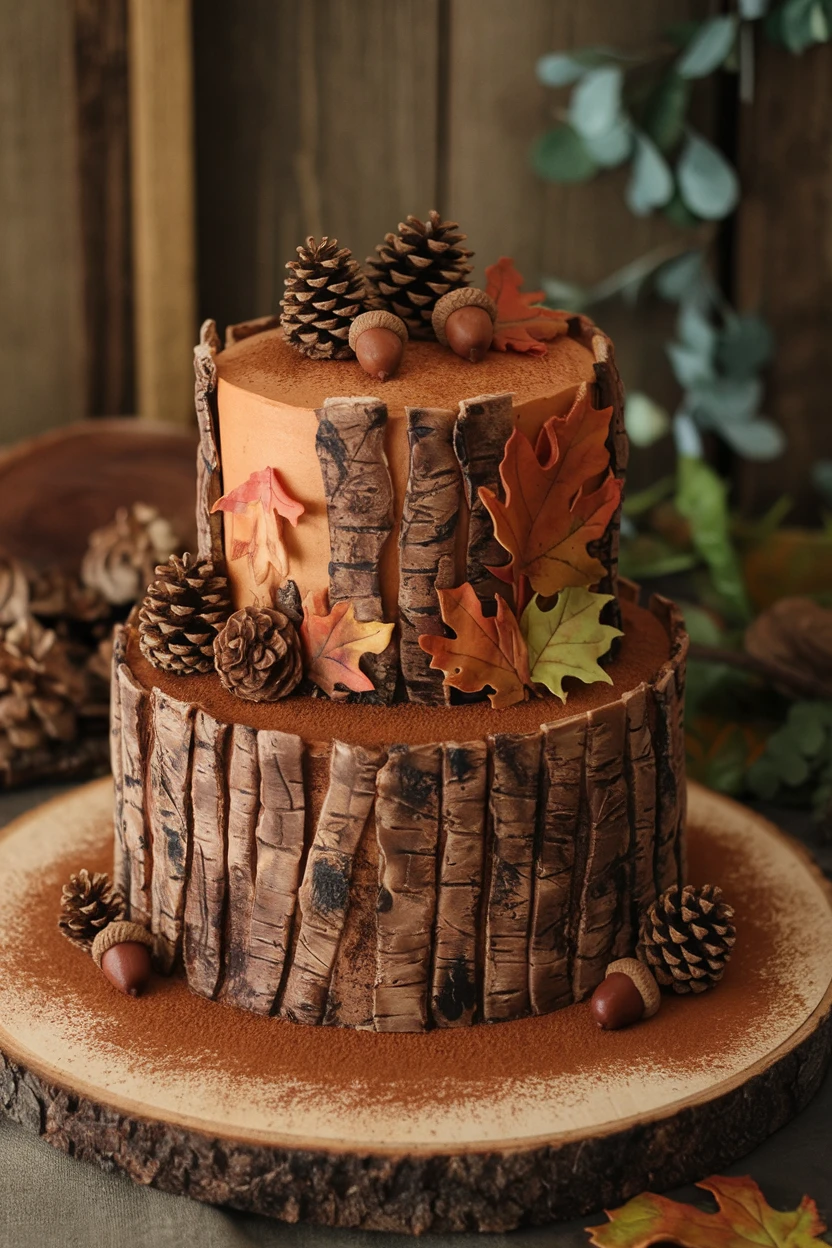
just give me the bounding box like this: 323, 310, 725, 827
1, 778, 831, 1235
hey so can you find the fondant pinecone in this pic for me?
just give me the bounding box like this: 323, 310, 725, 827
59, 868, 125, 951
214, 606, 302, 702
81, 503, 178, 607
365, 211, 473, 339
638, 884, 736, 994
0, 618, 84, 771
281, 236, 365, 360
138, 554, 230, 675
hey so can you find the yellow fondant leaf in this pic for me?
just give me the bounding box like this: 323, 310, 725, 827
520, 586, 621, 702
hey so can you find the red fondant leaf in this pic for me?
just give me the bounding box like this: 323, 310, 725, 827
211, 467, 305, 606
418, 582, 532, 709
479, 386, 621, 597
211, 466, 304, 526
485, 256, 570, 355
586, 1174, 827, 1247
301, 589, 394, 699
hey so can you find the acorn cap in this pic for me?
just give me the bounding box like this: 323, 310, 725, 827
92, 920, 154, 968
348, 310, 408, 352
431, 288, 497, 345
606, 957, 660, 1018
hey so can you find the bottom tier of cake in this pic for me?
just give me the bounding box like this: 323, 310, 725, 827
110, 590, 688, 1031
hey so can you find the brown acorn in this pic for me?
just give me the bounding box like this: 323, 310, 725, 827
349, 310, 407, 381
432, 288, 497, 362
92, 921, 154, 997
589, 958, 660, 1031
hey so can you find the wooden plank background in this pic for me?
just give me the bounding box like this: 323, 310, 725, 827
1, 0, 830, 515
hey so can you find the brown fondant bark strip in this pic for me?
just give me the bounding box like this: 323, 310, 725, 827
315, 397, 397, 701
622, 684, 659, 944
374, 743, 442, 1032
116, 662, 152, 927
528, 718, 586, 1015
398, 407, 461, 703
453, 393, 513, 605
184, 711, 229, 1000
110, 630, 128, 903
651, 595, 689, 894
483, 731, 542, 1021
194, 319, 224, 565
222, 725, 260, 1008
431, 740, 488, 1027
571, 701, 631, 1001
281, 742, 384, 1024
242, 730, 306, 1015
147, 689, 195, 973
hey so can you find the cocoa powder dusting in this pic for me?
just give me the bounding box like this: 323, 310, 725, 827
3, 812, 803, 1119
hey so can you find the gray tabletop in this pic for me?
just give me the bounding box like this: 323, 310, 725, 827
2, 784, 831, 1248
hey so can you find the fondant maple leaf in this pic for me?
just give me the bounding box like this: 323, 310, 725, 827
301, 589, 394, 699
479, 388, 622, 598
521, 588, 622, 702
212, 467, 304, 604
485, 256, 570, 355
418, 582, 532, 709
586, 1174, 827, 1247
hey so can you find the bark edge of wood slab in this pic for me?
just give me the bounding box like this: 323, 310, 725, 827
1, 780, 831, 1234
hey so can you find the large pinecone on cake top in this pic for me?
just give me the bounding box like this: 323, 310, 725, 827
281, 236, 365, 360
214, 605, 303, 701
138, 553, 230, 675
365, 211, 473, 339
0, 618, 84, 771
82, 503, 178, 607
59, 868, 125, 951
638, 883, 736, 995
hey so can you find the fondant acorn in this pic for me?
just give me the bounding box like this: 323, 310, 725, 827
92, 921, 154, 997
590, 958, 660, 1030
432, 288, 497, 362
349, 310, 408, 381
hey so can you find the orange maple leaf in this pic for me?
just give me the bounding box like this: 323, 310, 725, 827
485, 256, 570, 355
417, 582, 532, 709
586, 1173, 827, 1247
300, 589, 394, 699
211, 467, 305, 604
479, 389, 621, 598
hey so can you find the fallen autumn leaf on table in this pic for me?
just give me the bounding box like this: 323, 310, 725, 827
485, 256, 570, 354
585, 1174, 827, 1247
418, 582, 532, 708
480, 391, 621, 597
522, 587, 621, 701
300, 589, 394, 698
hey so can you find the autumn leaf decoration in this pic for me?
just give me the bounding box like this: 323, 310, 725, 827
485, 256, 570, 355
586, 1173, 828, 1247
480, 384, 622, 610
301, 589, 394, 699
419, 583, 533, 709
417, 386, 624, 708
211, 467, 304, 606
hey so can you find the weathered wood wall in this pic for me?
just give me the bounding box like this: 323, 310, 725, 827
1, 0, 831, 512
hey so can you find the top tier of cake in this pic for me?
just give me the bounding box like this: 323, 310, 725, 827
206, 320, 625, 624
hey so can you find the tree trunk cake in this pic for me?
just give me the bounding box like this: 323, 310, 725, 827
21, 227, 817, 1229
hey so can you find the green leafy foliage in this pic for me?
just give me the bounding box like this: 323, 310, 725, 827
676, 15, 739, 78
747, 701, 832, 820
531, 125, 598, 183
676, 456, 753, 623
676, 130, 740, 219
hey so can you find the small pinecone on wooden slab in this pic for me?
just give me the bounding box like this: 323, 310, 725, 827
365, 211, 473, 339
138, 554, 230, 675
214, 605, 303, 701
638, 883, 736, 994
281, 236, 365, 360
59, 868, 125, 951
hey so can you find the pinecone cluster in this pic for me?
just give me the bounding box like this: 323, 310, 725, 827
59, 868, 125, 951
214, 606, 303, 701
365, 211, 473, 339
82, 503, 178, 607
638, 883, 736, 995
281, 236, 365, 360
0, 618, 85, 772
138, 554, 230, 675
